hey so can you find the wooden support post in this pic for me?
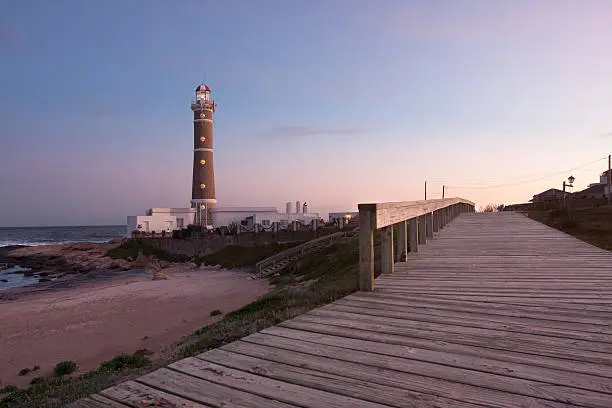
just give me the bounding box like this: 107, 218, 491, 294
396, 221, 407, 262
426, 212, 434, 239
409, 217, 419, 254
418, 215, 427, 246
358, 208, 374, 291
432, 210, 439, 233
381, 225, 394, 274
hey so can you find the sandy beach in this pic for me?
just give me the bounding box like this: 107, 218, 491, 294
0, 266, 270, 388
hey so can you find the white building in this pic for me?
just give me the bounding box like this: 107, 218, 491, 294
127, 208, 195, 234
212, 204, 320, 229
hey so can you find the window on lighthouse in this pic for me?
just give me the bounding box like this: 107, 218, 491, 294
200, 113, 205, 119
200, 184, 206, 189
200, 137, 206, 142
200, 159, 206, 165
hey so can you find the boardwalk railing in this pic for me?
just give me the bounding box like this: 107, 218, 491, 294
358, 198, 475, 291
255, 231, 356, 277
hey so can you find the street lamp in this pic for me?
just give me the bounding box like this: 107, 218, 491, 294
563, 175, 575, 208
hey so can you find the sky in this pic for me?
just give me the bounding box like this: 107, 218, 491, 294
1, 0, 612, 226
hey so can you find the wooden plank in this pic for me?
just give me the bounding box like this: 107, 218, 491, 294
322, 302, 612, 338
170, 357, 391, 408
66, 396, 129, 408
199, 347, 482, 408
258, 327, 612, 393
278, 318, 612, 379
214, 339, 605, 408
333, 298, 612, 334
137, 367, 297, 407
99, 380, 209, 407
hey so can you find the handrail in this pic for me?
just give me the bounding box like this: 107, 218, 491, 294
358, 197, 475, 291
255, 231, 354, 277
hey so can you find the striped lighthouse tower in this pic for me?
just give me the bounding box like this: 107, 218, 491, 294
190, 83, 217, 226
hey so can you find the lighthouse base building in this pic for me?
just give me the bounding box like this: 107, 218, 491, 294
126, 83, 320, 235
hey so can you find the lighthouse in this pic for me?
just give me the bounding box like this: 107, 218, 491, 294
191, 83, 217, 226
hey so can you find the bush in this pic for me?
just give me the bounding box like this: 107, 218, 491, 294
106, 240, 189, 263
98, 349, 152, 371
32, 366, 40, 372
17, 368, 30, 376
53, 361, 77, 377
210, 310, 222, 317
0, 386, 18, 394
29, 377, 44, 385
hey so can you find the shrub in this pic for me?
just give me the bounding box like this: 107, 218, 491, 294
210, 310, 222, 317
0, 385, 18, 394
53, 361, 77, 377
17, 368, 30, 376
29, 377, 44, 385
98, 349, 152, 371
32, 366, 40, 372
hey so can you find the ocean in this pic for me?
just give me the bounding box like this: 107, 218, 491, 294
0, 225, 127, 247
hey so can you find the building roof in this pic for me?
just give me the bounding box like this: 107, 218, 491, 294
533, 188, 564, 197
575, 184, 606, 196
196, 84, 211, 93
602, 169, 612, 177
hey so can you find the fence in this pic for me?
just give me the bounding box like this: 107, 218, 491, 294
358, 198, 475, 291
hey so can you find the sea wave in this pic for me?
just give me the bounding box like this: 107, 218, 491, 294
0, 238, 116, 248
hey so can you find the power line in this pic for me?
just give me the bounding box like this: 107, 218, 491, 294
445, 156, 607, 190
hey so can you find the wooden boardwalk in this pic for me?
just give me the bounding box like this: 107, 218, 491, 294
76, 212, 612, 408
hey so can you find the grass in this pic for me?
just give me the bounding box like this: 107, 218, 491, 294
197, 243, 301, 269
209, 310, 222, 317
105, 239, 190, 263
1, 235, 376, 408
528, 206, 612, 250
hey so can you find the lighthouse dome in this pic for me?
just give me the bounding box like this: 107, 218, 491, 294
196, 84, 210, 93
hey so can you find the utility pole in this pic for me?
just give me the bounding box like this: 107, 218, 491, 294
424, 181, 427, 200
442, 185, 445, 199
608, 154, 611, 205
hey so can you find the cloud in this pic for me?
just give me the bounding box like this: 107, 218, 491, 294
261, 125, 364, 139
598, 132, 612, 138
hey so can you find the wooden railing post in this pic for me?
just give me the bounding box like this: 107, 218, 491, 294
432, 210, 440, 234
426, 212, 434, 239
381, 225, 394, 274
409, 217, 419, 254
396, 221, 407, 262
418, 215, 427, 246
359, 207, 374, 291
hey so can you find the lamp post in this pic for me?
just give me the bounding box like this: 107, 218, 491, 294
562, 175, 575, 209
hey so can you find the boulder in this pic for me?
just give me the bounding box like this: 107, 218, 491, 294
133, 252, 149, 268
159, 260, 171, 269
109, 262, 120, 269
152, 271, 169, 281
0, 279, 8, 283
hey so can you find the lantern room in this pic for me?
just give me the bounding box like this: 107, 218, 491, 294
195, 83, 211, 103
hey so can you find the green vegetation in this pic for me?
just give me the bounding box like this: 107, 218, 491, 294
28, 379, 43, 387
17, 369, 30, 377
0, 236, 378, 408
197, 243, 300, 269
53, 361, 77, 377
528, 206, 612, 251
105, 239, 190, 262
0, 387, 18, 395
209, 309, 222, 317
31, 367, 39, 373
98, 349, 152, 371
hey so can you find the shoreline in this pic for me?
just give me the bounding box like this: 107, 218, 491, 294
0, 265, 270, 389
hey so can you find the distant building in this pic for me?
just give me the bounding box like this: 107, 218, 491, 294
212, 205, 320, 229
127, 208, 195, 234
531, 188, 565, 205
